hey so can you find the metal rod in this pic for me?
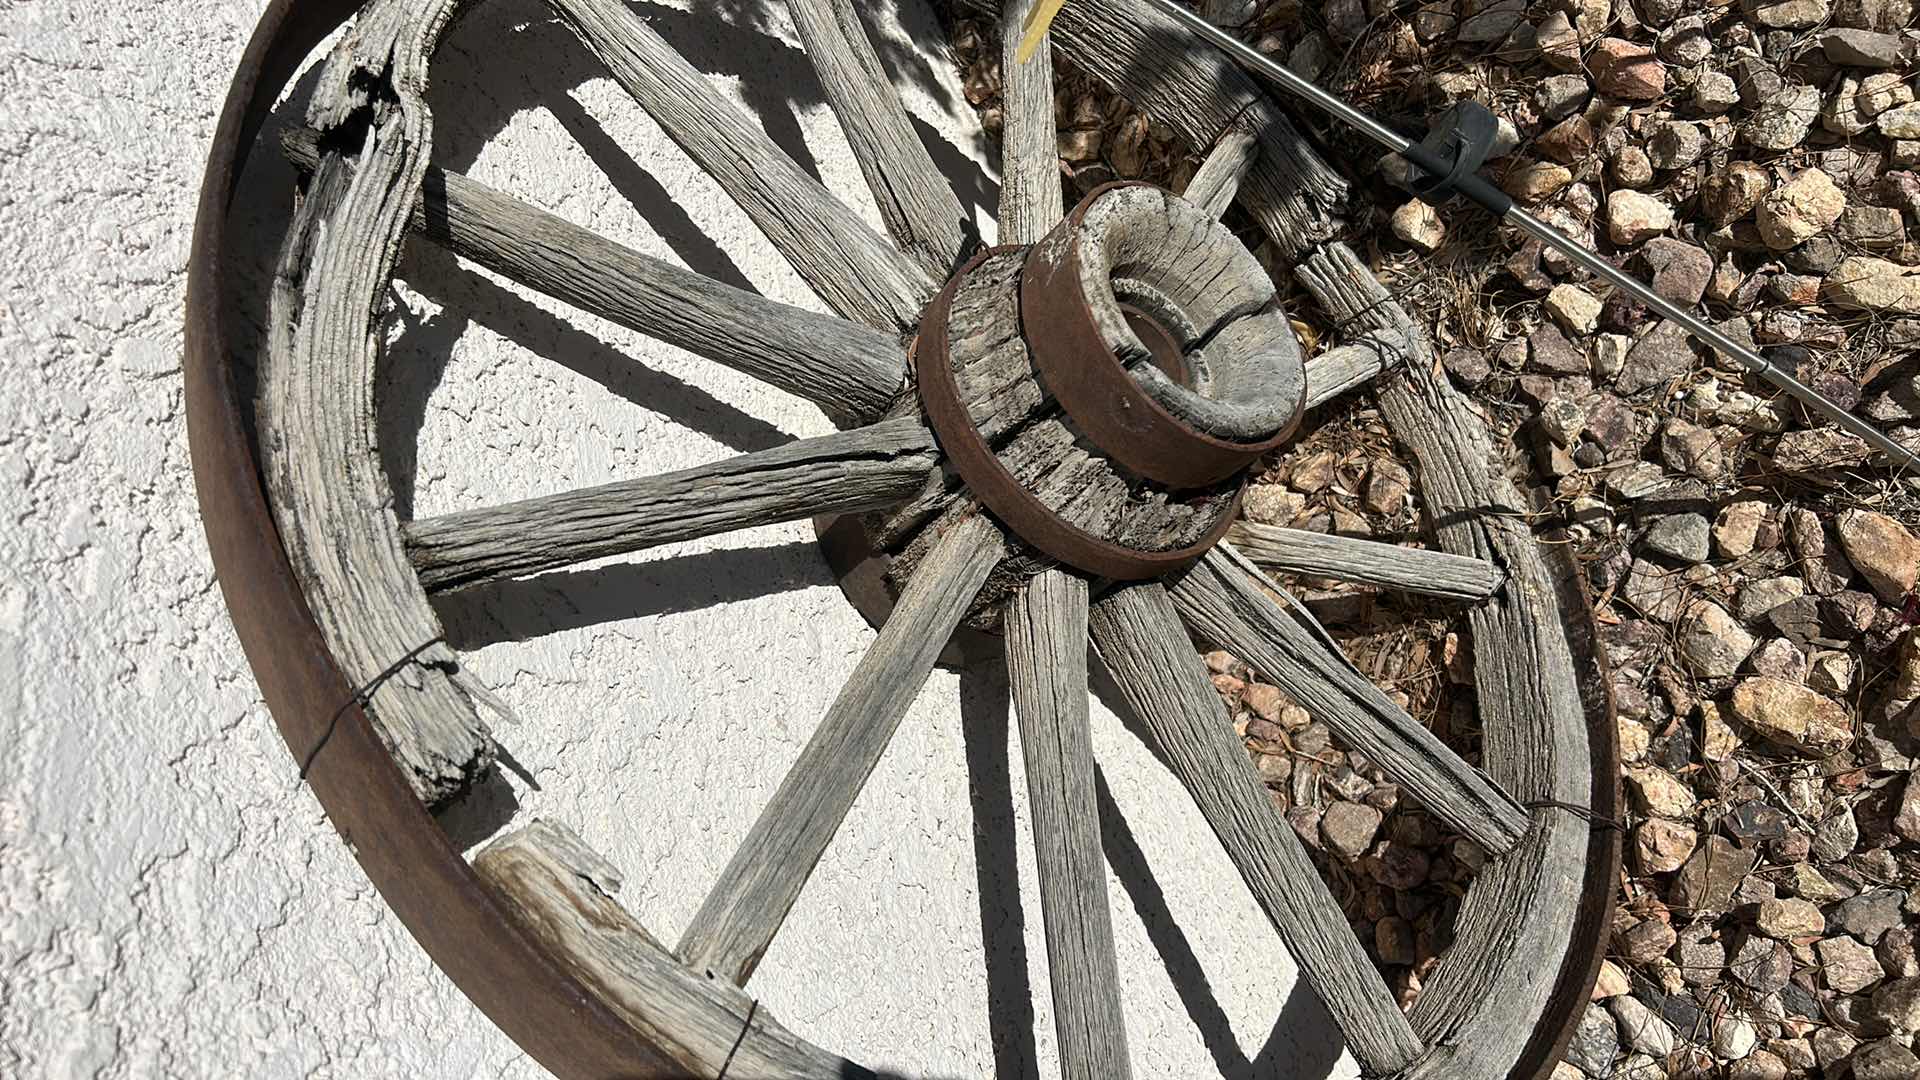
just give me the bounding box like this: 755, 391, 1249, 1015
1145, 0, 1920, 475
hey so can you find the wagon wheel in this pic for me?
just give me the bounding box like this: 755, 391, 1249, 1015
185, 0, 1619, 1076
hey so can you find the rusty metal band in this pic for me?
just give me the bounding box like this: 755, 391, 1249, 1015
914, 248, 1239, 582
184, 2, 703, 1077
1019, 181, 1303, 490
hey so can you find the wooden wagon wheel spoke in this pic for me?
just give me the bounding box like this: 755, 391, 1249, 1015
281, 130, 906, 424
996, 0, 1063, 245
784, 0, 970, 276
1166, 545, 1528, 855
1183, 128, 1258, 221
1220, 525, 1501, 603
676, 514, 1007, 986
1003, 570, 1132, 1080
543, 0, 935, 331
1088, 580, 1425, 1078
402, 415, 941, 592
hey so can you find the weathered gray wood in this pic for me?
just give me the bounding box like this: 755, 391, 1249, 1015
1004, 571, 1132, 1080
1292, 244, 1592, 1080
1088, 583, 1424, 1076
260, 0, 496, 807
545, 0, 934, 331
964, 0, 1348, 257
1303, 332, 1416, 410
678, 514, 1007, 984
1059, 185, 1303, 440
474, 820, 853, 1078
281, 129, 907, 425
998, 0, 1064, 245
1222, 524, 1502, 601
785, 0, 968, 276
1167, 546, 1527, 854
403, 416, 939, 591
1182, 128, 1256, 220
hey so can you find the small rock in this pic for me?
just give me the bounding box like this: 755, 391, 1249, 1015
1748, 637, 1809, 681
1536, 10, 1582, 71
1731, 933, 1795, 991
1529, 322, 1589, 375
1457, 0, 1526, 42
1745, 85, 1822, 151
1536, 74, 1592, 123
1748, 0, 1831, 27
1837, 205, 1907, 250
1656, 15, 1712, 65
1700, 701, 1739, 761
1756, 897, 1826, 939
1363, 460, 1410, 517
1713, 1013, 1760, 1060
1637, 239, 1714, 306
1321, 800, 1382, 858
1851, 1038, 1920, 1080
1611, 994, 1678, 1058
1786, 508, 1854, 594
1591, 37, 1667, 100
1812, 1028, 1858, 1073
1612, 145, 1655, 189
1674, 835, 1757, 913
1869, 977, 1920, 1034
1242, 485, 1306, 525
1624, 557, 1690, 622
1823, 28, 1906, 67
1756, 169, 1847, 252
1702, 161, 1772, 226
1540, 396, 1587, 448
1565, 1003, 1620, 1077
1881, 101, 1920, 139
1836, 509, 1920, 603
1636, 818, 1699, 873
1619, 916, 1679, 964
1820, 934, 1886, 993
1694, 70, 1741, 114
1728, 1049, 1788, 1080
1859, 73, 1915, 118
1714, 499, 1768, 559
1808, 650, 1853, 696
1536, 114, 1595, 164
1390, 199, 1446, 253
1504, 160, 1574, 203
1659, 418, 1723, 480
1730, 677, 1853, 754
1374, 914, 1417, 965
1546, 284, 1603, 335
1677, 600, 1755, 677
1645, 513, 1711, 564
1832, 890, 1904, 944
1615, 320, 1692, 394
1442, 347, 1491, 388
1629, 765, 1698, 818
1608, 190, 1676, 245
1812, 805, 1859, 862
1647, 121, 1706, 170
1593, 958, 1632, 999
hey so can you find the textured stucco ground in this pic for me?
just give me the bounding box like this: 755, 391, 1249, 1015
0, 1, 1350, 1075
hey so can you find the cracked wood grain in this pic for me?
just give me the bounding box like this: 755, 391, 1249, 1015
280, 130, 907, 426
1089, 581, 1424, 1077
403, 416, 940, 592
545, 0, 935, 331
1221, 524, 1502, 601
1166, 545, 1527, 854
1182, 128, 1256, 220
1005, 570, 1132, 1080
786, 0, 969, 277
475, 820, 853, 1078
998, 0, 1064, 244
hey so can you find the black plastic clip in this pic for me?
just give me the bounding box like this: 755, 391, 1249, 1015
1403, 101, 1514, 218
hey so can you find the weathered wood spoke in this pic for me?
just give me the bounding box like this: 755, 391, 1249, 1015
402, 416, 940, 592
1302, 332, 1418, 410
1088, 582, 1424, 1077
476, 821, 853, 1078
1222, 525, 1502, 602
544, 0, 935, 331
677, 514, 1007, 985
281, 131, 906, 424
1183, 128, 1257, 221
997, 0, 1064, 245
1004, 570, 1132, 1080
1167, 546, 1527, 855
786, 0, 969, 276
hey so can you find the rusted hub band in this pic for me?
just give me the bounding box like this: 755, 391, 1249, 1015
914, 247, 1240, 581
1019, 182, 1307, 489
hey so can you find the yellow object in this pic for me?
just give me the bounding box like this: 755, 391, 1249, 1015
1015, 0, 1068, 62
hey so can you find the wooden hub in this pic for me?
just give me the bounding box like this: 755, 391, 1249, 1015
819, 184, 1308, 636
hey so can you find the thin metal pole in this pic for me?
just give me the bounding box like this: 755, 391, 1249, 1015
1145, 0, 1920, 474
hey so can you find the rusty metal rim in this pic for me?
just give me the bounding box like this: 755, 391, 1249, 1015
1019, 181, 1304, 490
184, 1, 725, 1076
915, 246, 1241, 582
179, 2, 1614, 1076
